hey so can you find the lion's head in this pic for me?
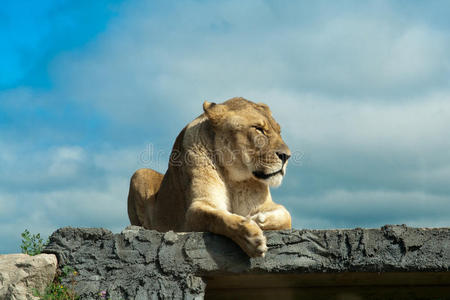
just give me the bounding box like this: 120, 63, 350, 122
203, 97, 291, 187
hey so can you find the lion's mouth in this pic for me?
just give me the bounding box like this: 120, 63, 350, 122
252, 169, 284, 180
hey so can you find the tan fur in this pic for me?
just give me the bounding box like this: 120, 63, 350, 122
127, 97, 292, 257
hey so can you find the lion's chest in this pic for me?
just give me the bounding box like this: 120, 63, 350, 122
227, 183, 269, 216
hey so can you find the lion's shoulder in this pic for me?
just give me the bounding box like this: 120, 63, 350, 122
181, 114, 215, 152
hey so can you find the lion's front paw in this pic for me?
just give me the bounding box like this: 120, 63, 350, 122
250, 208, 291, 230
251, 212, 275, 231
236, 220, 267, 257
251, 212, 267, 227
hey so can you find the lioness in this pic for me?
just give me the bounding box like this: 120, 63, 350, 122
128, 97, 292, 257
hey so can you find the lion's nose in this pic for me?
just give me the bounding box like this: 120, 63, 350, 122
276, 152, 291, 164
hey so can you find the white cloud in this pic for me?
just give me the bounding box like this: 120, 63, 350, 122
39, 176, 129, 227
272, 91, 450, 152
48, 1, 450, 130
283, 19, 450, 96
48, 146, 86, 177
0, 146, 138, 253
285, 189, 450, 229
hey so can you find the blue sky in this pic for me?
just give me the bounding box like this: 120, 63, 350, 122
1, 0, 450, 253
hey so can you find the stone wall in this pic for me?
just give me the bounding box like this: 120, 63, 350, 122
42, 225, 450, 300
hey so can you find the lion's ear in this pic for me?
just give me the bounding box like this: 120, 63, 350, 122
203, 101, 228, 126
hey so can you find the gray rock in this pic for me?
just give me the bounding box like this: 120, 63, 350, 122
44, 225, 450, 300
0, 253, 57, 300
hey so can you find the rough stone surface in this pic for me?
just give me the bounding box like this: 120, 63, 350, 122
43, 225, 450, 300
0, 253, 57, 300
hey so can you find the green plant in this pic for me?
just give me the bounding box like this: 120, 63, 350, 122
20, 229, 49, 256
33, 266, 79, 300
19, 230, 78, 299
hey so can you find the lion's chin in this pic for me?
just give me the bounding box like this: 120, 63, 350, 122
252, 171, 284, 187
266, 173, 284, 187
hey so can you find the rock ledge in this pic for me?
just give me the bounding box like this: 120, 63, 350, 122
44, 225, 450, 299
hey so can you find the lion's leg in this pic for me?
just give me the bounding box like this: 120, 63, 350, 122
127, 168, 164, 229
250, 202, 292, 231
186, 201, 268, 257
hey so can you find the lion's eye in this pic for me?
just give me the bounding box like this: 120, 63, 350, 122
253, 126, 265, 135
